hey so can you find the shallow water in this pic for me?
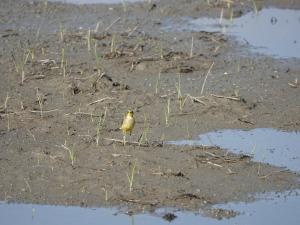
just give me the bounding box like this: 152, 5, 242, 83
49, 0, 145, 4
167, 128, 300, 172
1, 189, 299, 225
214, 189, 300, 225
163, 8, 300, 58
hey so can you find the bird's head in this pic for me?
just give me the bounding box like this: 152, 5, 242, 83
127, 110, 134, 117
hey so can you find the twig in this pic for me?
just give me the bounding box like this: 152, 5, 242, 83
94, 21, 101, 33
104, 138, 149, 147
67, 112, 101, 117
112, 153, 132, 157
61, 143, 70, 151
238, 117, 255, 125
288, 83, 297, 88
105, 17, 121, 32
127, 26, 138, 37
135, 56, 158, 63
160, 92, 176, 98
31, 75, 46, 80
26, 129, 36, 141
207, 161, 223, 168
87, 97, 115, 105
227, 168, 237, 175
24, 178, 31, 193
170, 112, 198, 116
30, 109, 59, 114
187, 94, 206, 105
200, 62, 214, 95
204, 151, 218, 157
119, 198, 141, 203
190, 35, 194, 58
39, 59, 57, 65
211, 94, 240, 101
288, 78, 298, 88
152, 172, 165, 176
259, 169, 288, 179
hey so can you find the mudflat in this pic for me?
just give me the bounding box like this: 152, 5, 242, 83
0, 0, 299, 218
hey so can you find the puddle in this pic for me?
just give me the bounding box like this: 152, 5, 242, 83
1, 189, 299, 225
49, 0, 145, 4
163, 8, 300, 58
214, 189, 300, 225
167, 128, 300, 172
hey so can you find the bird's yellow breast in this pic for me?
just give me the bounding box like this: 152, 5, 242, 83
120, 114, 135, 134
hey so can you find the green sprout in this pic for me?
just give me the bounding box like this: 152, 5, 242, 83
127, 160, 137, 192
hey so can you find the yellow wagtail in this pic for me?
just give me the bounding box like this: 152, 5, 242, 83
120, 110, 135, 145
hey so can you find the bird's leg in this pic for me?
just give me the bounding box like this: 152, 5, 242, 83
123, 134, 126, 146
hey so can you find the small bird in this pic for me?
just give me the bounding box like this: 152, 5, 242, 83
120, 110, 135, 145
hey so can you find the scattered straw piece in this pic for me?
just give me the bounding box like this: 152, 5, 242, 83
211, 94, 240, 101
87, 97, 115, 105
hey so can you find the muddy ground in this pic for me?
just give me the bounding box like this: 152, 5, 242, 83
0, 0, 300, 219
